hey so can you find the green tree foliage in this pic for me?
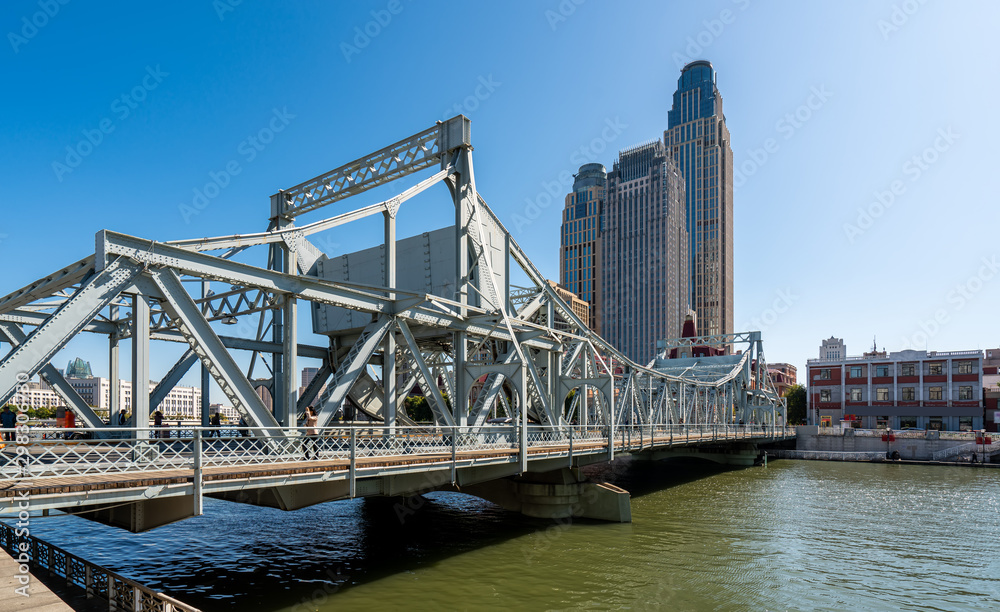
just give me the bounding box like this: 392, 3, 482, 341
403, 392, 450, 423
784, 384, 807, 425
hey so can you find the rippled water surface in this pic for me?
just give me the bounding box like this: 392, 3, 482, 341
14, 460, 1000, 611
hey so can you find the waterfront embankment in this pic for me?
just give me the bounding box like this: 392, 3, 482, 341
794, 425, 1000, 462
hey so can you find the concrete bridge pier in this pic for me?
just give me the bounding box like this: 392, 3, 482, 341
635, 443, 761, 466
460, 468, 631, 523
63, 496, 198, 533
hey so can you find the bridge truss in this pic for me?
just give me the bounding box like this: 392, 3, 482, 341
0, 116, 786, 447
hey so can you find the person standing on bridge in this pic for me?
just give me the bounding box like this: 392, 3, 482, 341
153, 410, 164, 439
303, 406, 319, 460
210, 412, 222, 437
1, 405, 17, 441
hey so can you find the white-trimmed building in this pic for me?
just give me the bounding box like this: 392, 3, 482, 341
807, 345, 983, 431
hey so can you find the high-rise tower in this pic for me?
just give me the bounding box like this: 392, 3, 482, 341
665, 60, 733, 338
601, 141, 688, 363
559, 163, 605, 332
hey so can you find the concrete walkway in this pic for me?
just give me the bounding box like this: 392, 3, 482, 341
0, 547, 72, 612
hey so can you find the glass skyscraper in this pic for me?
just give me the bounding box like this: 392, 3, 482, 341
559, 163, 605, 332
665, 60, 734, 338
600, 141, 688, 363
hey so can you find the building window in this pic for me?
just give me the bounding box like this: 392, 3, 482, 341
928, 363, 943, 375
820, 369, 830, 380
959, 416, 973, 431
901, 363, 915, 376
876, 388, 889, 401
928, 416, 943, 431
958, 361, 975, 374
876, 416, 890, 429
820, 389, 831, 402
901, 387, 915, 401
850, 366, 863, 378
928, 387, 943, 400
959, 386, 973, 400
875, 365, 889, 377
850, 388, 863, 401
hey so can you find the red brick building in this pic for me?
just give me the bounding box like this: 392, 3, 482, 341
807, 347, 983, 431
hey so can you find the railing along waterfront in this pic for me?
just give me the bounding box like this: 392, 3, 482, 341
0, 521, 199, 612
816, 428, 989, 440
0, 425, 795, 482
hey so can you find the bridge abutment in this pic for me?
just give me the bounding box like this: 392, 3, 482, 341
635, 443, 760, 466
461, 468, 631, 523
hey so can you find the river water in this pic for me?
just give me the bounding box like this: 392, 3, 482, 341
14, 459, 1000, 611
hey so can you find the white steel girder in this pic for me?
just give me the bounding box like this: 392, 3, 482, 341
314, 315, 392, 426
0, 258, 141, 405
0, 322, 107, 429
396, 320, 454, 427
140, 268, 282, 434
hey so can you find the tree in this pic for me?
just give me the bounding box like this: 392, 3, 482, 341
784, 384, 807, 425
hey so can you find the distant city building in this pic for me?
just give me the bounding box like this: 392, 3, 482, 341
8, 380, 66, 410
299, 366, 328, 402
807, 345, 984, 431
665, 60, 734, 338
67, 377, 203, 418
819, 337, 846, 360
546, 280, 591, 331
209, 403, 240, 422
767, 363, 798, 398
255, 383, 274, 412
560, 163, 605, 333
65, 357, 92, 379
301, 367, 320, 389
984, 348, 1000, 432
8, 375, 207, 420
601, 140, 688, 363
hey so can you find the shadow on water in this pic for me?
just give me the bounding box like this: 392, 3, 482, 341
10, 457, 744, 611
583, 454, 749, 498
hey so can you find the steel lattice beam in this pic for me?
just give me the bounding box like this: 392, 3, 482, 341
0, 258, 142, 404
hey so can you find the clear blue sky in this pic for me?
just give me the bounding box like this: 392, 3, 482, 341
2, 0, 998, 391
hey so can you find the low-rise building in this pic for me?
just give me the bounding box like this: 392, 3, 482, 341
807, 345, 983, 431
547, 280, 591, 331
984, 347, 999, 432
767, 363, 797, 398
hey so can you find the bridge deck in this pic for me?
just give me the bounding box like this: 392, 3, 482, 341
0, 429, 790, 506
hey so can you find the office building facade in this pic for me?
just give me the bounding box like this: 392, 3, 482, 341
559, 163, 605, 332
601, 140, 688, 363
665, 60, 734, 337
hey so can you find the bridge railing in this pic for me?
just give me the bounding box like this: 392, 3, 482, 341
0, 425, 795, 481
0, 521, 200, 611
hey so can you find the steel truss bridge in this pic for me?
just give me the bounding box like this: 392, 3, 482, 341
0, 116, 791, 527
